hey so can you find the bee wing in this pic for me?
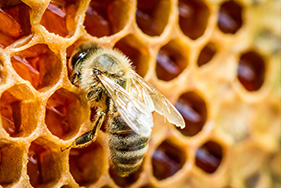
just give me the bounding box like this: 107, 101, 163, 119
130, 71, 185, 129
97, 74, 153, 137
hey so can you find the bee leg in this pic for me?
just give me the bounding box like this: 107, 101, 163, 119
61, 111, 106, 152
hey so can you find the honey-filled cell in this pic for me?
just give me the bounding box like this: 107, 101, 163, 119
45, 88, 86, 140
0, 144, 24, 186
218, 0, 243, 34
152, 140, 186, 180
178, 0, 210, 40
195, 141, 223, 173
197, 42, 217, 67
40, 0, 80, 37
69, 141, 105, 186
11, 44, 61, 91
136, 0, 171, 36
237, 50, 266, 91
0, 2, 31, 48
27, 140, 63, 187
175, 91, 207, 136
84, 0, 130, 37
0, 86, 38, 137
115, 35, 150, 77
156, 40, 188, 81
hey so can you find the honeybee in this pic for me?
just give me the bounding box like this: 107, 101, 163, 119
62, 43, 185, 176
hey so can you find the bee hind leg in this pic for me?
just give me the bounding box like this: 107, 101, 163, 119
61, 111, 106, 152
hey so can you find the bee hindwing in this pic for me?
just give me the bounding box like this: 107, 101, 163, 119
97, 74, 153, 137
129, 71, 185, 129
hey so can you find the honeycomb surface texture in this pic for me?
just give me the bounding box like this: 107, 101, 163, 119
0, 0, 280, 187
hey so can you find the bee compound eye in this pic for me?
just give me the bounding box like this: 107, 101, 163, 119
71, 50, 88, 69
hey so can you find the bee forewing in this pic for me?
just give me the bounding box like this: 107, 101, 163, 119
98, 74, 153, 137
130, 71, 185, 129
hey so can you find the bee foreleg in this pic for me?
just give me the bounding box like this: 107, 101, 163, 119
61, 111, 106, 152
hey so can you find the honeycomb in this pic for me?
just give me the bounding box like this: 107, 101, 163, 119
0, 0, 280, 187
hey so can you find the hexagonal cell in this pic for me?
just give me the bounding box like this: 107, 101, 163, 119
237, 50, 266, 91
27, 140, 63, 187
0, 143, 24, 186
197, 42, 217, 67
0, 1, 31, 48
178, 0, 210, 40
40, 0, 80, 37
45, 88, 86, 140
218, 0, 243, 34
84, 0, 130, 37
69, 141, 105, 186
11, 44, 62, 91
195, 141, 223, 173
0, 86, 38, 137
156, 40, 188, 81
115, 35, 150, 77
175, 92, 207, 137
152, 140, 186, 180
136, 0, 171, 36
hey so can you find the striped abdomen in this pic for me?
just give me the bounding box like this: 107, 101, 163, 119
108, 116, 149, 177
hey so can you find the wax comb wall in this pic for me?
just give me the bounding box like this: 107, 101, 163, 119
0, 0, 280, 187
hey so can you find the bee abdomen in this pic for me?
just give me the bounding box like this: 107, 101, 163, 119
108, 116, 149, 176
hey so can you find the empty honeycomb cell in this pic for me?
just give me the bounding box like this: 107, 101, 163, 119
152, 140, 186, 180
84, 0, 130, 37
197, 42, 217, 67
69, 141, 105, 186
115, 35, 150, 77
0, 87, 38, 137
11, 44, 62, 91
195, 141, 223, 173
136, 0, 171, 36
45, 88, 86, 140
0, 143, 24, 186
218, 1, 243, 34
109, 166, 142, 187
237, 50, 266, 91
0, 2, 31, 48
156, 40, 188, 81
178, 0, 210, 40
27, 140, 63, 187
40, 0, 79, 37
175, 91, 207, 136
